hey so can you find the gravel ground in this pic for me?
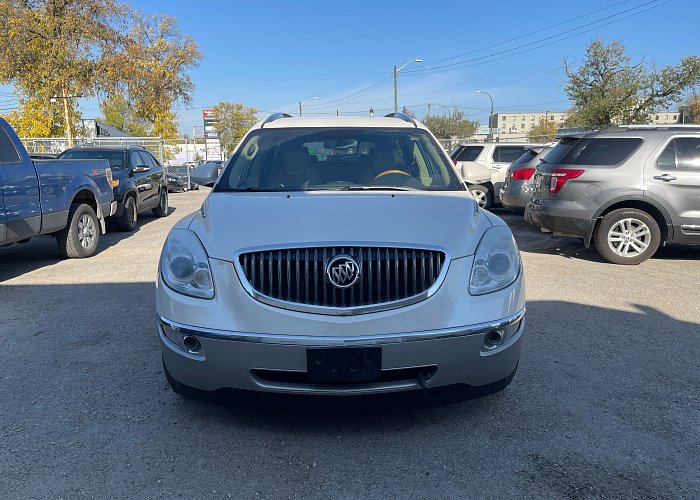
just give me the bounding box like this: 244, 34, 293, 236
1, 189, 698, 499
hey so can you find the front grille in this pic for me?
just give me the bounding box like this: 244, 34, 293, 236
238, 246, 446, 309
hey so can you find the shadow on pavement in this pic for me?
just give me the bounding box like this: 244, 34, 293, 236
0, 207, 175, 282
494, 208, 700, 263
1, 281, 698, 497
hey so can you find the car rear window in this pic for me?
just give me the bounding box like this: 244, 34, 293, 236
453, 146, 483, 162
59, 149, 127, 171
558, 137, 642, 166
0, 127, 20, 163
511, 149, 539, 166
492, 146, 526, 163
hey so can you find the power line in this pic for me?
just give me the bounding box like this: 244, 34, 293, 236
404, 0, 663, 75
304, 75, 393, 109
420, 0, 637, 69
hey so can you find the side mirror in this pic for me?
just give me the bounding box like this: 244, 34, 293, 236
132, 165, 150, 174
191, 162, 219, 187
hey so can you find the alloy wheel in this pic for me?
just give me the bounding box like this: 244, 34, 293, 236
607, 218, 651, 257
77, 214, 95, 248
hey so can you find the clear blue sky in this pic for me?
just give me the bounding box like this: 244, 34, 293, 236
2, 0, 699, 134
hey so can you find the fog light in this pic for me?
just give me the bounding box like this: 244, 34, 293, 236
182, 335, 201, 352
483, 329, 505, 350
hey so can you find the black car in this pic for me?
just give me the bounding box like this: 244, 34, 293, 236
166, 172, 191, 192
58, 146, 169, 231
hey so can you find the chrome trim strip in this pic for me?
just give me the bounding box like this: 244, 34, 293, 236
232, 242, 452, 316
158, 308, 525, 346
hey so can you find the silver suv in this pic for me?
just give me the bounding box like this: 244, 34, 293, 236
525, 125, 700, 264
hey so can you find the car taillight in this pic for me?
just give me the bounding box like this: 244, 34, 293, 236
512, 167, 535, 180
453, 160, 457, 166
549, 169, 585, 193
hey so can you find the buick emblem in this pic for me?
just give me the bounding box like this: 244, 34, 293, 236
326, 254, 361, 289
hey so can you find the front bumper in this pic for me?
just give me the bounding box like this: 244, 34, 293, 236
157, 255, 526, 397
159, 309, 525, 395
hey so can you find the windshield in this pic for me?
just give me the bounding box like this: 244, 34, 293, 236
216, 127, 464, 192
59, 149, 126, 171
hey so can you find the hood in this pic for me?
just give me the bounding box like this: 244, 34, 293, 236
188, 191, 492, 261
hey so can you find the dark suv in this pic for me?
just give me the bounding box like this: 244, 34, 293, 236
59, 146, 169, 231
525, 125, 700, 264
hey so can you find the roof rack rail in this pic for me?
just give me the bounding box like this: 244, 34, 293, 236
612, 124, 700, 130
260, 112, 292, 128
384, 112, 418, 128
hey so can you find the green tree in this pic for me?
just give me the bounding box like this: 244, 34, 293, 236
679, 94, 700, 124
528, 118, 558, 142
0, 2, 201, 141
106, 14, 202, 139
423, 107, 478, 139
99, 94, 149, 136
564, 39, 700, 128
211, 102, 258, 152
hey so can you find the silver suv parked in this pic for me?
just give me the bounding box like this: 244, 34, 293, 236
525, 125, 700, 264
500, 145, 553, 213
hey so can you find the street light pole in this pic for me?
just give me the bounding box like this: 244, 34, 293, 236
299, 96, 318, 117
475, 90, 494, 140
49, 89, 83, 148
393, 58, 423, 113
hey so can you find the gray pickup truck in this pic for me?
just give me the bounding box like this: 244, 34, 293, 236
0, 118, 116, 258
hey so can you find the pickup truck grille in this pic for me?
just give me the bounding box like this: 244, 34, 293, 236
238, 246, 446, 310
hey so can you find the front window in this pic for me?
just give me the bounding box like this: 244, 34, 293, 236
216, 127, 464, 192
59, 149, 127, 171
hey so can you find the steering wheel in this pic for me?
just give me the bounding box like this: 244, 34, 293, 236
372, 169, 411, 181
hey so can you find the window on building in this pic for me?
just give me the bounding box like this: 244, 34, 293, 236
531, 116, 535, 121
521, 117, 525, 121
549, 115, 555, 120
520, 124, 525, 129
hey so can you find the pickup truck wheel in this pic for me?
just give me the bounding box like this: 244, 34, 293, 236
468, 184, 493, 210
152, 190, 169, 217
56, 204, 100, 258
594, 208, 661, 265
117, 195, 138, 232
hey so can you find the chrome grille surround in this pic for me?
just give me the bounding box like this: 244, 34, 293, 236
234, 243, 451, 316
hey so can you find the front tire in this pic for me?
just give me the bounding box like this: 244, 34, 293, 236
56, 203, 100, 258
152, 190, 169, 217
116, 195, 138, 232
594, 208, 661, 265
468, 184, 493, 210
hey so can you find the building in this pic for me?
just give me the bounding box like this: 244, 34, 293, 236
489, 111, 569, 136
77, 118, 133, 138
651, 111, 682, 124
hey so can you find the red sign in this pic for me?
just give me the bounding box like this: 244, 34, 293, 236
202, 109, 215, 117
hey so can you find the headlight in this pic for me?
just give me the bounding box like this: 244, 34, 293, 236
160, 229, 215, 299
469, 226, 521, 295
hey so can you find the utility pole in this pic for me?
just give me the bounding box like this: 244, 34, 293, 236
427, 103, 431, 118
393, 65, 398, 114
393, 59, 422, 114
50, 88, 82, 148
61, 86, 73, 148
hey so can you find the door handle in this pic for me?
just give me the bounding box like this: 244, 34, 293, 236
653, 174, 677, 182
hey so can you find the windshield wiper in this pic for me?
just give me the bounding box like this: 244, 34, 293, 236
336, 186, 419, 192
216, 186, 286, 192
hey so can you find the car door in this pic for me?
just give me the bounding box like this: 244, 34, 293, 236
140, 151, 164, 206
129, 150, 152, 208
489, 146, 527, 192
644, 135, 700, 244
0, 125, 40, 244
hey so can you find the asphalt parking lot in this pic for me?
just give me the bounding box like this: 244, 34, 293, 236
1, 189, 698, 499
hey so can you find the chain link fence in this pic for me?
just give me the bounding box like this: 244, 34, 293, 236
22, 136, 168, 163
